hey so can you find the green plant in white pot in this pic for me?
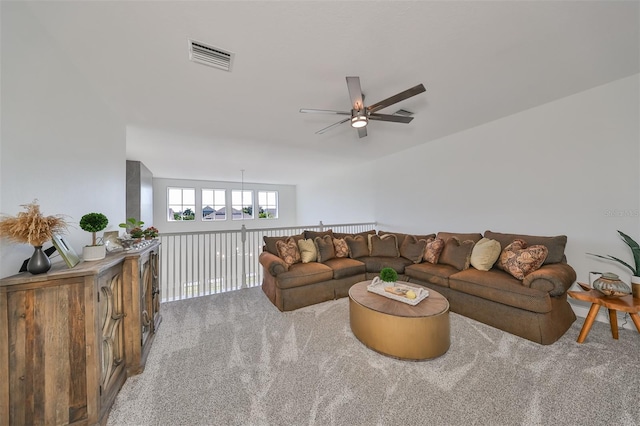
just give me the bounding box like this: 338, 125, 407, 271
589, 230, 640, 297
80, 212, 109, 261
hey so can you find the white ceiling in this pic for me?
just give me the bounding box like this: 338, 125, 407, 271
23, 1, 639, 184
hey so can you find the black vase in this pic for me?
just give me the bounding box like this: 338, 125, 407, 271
27, 245, 51, 274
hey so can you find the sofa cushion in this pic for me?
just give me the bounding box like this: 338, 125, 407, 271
304, 229, 334, 240
369, 234, 399, 257
439, 237, 475, 271
357, 256, 413, 274
378, 231, 436, 248
399, 235, 428, 263
499, 240, 549, 280
470, 237, 502, 271
314, 235, 336, 263
405, 262, 458, 288
345, 235, 370, 259
484, 230, 566, 265
323, 257, 366, 279
297, 238, 317, 263
276, 262, 334, 289
276, 237, 301, 268
333, 238, 349, 258
263, 233, 303, 256
333, 229, 376, 239
437, 231, 483, 244
424, 238, 445, 264
448, 268, 552, 313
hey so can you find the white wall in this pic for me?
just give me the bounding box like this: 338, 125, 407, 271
153, 178, 297, 233
296, 161, 376, 226
0, 3, 126, 278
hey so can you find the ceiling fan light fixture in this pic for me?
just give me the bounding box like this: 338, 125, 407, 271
351, 111, 368, 128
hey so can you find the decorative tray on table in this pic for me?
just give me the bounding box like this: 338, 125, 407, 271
367, 277, 429, 306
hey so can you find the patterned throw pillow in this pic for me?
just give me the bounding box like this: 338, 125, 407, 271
345, 235, 369, 258
424, 238, 445, 264
314, 235, 336, 263
400, 235, 428, 264
438, 237, 475, 271
297, 238, 317, 263
369, 234, 399, 257
499, 239, 548, 280
333, 238, 349, 258
276, 237, 301, 268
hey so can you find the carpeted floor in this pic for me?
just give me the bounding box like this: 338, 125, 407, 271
107, 287, 639, 426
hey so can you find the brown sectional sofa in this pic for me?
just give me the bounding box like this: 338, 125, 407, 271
259, 229, 577, 345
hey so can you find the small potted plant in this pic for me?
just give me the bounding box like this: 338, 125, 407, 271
380, 267, 398, 283
129, 227, 145, 242
119, 217, 144, 237
79, 212, 109, 261
143, 226, 159, 240
589, 230, 640, 298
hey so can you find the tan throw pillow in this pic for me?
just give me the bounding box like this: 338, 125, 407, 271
369, 234, 399, 257
470, 237, 502, 271
275, 237, 301, 268
314, 235, 336, 263
500, 239, 548, 280
424, 238, 445, 264
438, 237, 475, 270
345, 235, 369, 258
400, 235, 427, 264
297, 238, 317, 263
333, 238, 349, 258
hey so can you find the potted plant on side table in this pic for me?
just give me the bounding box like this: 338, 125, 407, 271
589, 230, 640, 298
79, 212, 109, 261
143, 226, 159, 240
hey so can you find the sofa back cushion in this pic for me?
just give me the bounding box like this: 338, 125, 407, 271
314, 235, 336, 263
333, 229, 376, 239
484, 230, 566, 265
436, 232, 483, 244
399, 235, 428, 264
439, 237, 475, 271
369, 234, 400, 257
345, 235, 369, 258
378, 231, 435, 248
304, 229, 334, 240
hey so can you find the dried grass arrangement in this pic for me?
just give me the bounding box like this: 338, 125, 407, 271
0, 200, 69, 247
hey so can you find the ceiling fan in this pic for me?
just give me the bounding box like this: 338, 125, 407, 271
300, 76, 426, 138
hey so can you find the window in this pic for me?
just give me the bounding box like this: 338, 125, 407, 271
202, 189, 226, 221
258, 191, 278, 219
168, 187, 195, 221
231, 190, 253, 220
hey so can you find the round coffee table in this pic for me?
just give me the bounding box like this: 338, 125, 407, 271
349, 280, 450, 360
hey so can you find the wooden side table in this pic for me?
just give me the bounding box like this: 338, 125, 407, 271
568, 283, 640, 343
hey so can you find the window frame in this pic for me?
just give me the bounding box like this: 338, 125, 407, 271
231, 189, 254, 220
167, 187, 196, 221
201, 188, 227, 221
257, 190, 278, 219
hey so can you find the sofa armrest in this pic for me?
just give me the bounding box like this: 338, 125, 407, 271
522, 263, 577, 297
259, 251, 287, 276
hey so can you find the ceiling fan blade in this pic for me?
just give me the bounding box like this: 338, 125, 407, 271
366, 84, 426, 114
300, 108, 350, 115
368, 113, 414, 123
316, 117, 350, 134
346, 76, 365, 110
357, 127, 367, 138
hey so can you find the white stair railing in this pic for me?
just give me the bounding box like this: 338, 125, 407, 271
158, 222, 376, 302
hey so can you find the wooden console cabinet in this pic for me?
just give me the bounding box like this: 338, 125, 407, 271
0, 241, 161, 426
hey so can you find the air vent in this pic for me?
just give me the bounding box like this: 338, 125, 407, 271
393, 109, 414, 117
188, 39, 234, 71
